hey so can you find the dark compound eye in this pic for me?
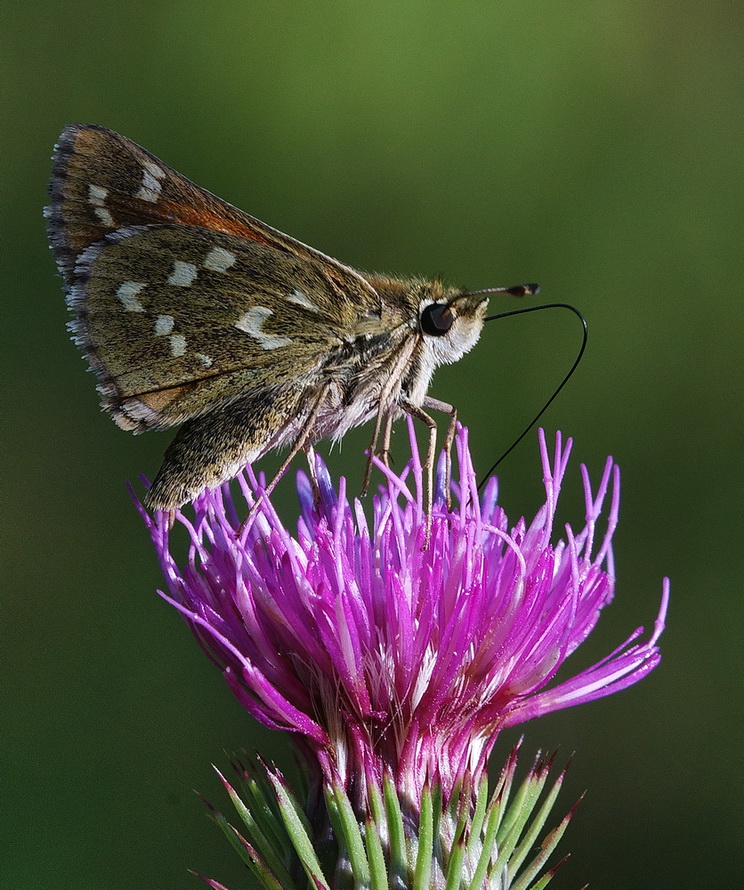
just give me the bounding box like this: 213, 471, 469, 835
420, 302, 454, 336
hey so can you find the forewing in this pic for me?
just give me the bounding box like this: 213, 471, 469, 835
47, 124, 391, 432
47, 124, 380, 307
71, 224, 357, 431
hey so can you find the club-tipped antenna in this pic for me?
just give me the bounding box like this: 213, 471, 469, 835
477, 300, 588, 490
467, 283, 541, 299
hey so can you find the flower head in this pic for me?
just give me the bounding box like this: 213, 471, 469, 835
136, 422, 667, 805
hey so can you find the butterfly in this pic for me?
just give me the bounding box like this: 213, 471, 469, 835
47, 124, 537, 516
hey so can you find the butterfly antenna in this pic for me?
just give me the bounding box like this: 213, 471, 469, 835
477, 301, 588, 491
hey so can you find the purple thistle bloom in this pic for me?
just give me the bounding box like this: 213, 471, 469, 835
136, 421, 667, 804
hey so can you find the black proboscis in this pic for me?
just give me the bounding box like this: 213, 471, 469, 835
478, 302, 588, 490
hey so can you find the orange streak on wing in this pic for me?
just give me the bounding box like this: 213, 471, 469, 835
137, 384, 193, 413
156, 200, 276, 246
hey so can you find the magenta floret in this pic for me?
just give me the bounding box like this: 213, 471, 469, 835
136, 421, 667, 801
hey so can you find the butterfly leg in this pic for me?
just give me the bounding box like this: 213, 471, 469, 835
360, 404, 396, 494
303, 442, 322, 509
422, 396, 457, 510
380, 411, 395, 468
239, 384, 331, 536
361, 400, 389, 496
401, 399, 438, 547
361, 340, 418, 495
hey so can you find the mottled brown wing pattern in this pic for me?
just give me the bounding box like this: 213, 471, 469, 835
47, 124, 389, 434
72, 224, 360, 432
47, 124, 379, 304
47, 124, 496, 518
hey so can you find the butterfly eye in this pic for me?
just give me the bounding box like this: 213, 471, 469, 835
420, 302, 454, 336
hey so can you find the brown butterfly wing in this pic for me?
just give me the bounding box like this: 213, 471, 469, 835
47, 124, 379, 303
47, 125, 389, 429
46, 125, 415, 510
71, 224, 371, 432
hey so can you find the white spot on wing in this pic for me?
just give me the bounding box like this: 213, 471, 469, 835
235, 306, 293, 350
167, 261, 198, 287
135, 161, 166, 202
154, 314, 175, 336
136, 173, 162, 202
88, 184, 114, 227
117, 281, 146, 312
203, 246, 237, 272
169, 334, 187, 357
143, 160, 165, 180
195, 353, 214, 368
94, 207, 114, 226
286, 288, 320, 312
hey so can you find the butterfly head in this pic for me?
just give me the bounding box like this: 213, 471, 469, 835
418, 287, 491, 366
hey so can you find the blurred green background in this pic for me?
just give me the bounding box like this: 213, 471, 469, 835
3, 1, 742, 887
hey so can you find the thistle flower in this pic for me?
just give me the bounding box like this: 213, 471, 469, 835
135, 422, 668, 889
